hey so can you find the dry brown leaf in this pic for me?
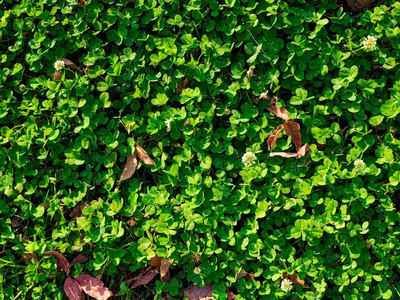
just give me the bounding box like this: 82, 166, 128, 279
283, 272, 309, 287
70, 254, 89, 266
184, 285, 236, 300
270, 152, 299, 158
284, 121, 302, 152
267, 105, 289, 121
236, 269, 248, 279
75, 275, 112, 300
267, 124, 284, 152
21, 253, 39, 264
129, 269, 158, 289
61, 58, 79, 70
119, 153, 138, 182
70, 203, 89, 219
135, 143, 156, 166
297, 144, 310, 157
150, 254, 162, 269
246, 67, 254, 81
160, 259, 174, 282
345, 0, 376, 11
245, 272, 255, 281
43, 251, 70, 275
64, 278, 85, 300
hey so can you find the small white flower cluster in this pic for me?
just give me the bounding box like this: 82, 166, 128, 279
354, 159, 366, 171
194, 267, 201, 275
361, 36, 377, 51
19, 84, 26, 91
281, 278, 293, 292
242, 151, 257, 167
54, 60, 65, 71
165, 118, 172, 132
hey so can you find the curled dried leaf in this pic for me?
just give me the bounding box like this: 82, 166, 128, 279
21, 253, 39, 264
267, 105, 289, 121
150, 254, 162, 269
160, 259, 174, 282
184, 285, 236, 300
283, 272, 309, 288
135, 143, 156, 166
119, 153, 138, 182
61, 58, 79, 70
43, 251, 70, 275
70, 254, 89, 266
345, 0, 377, 11
284, 121, 302, 152
267, 124, 284, 152
297, 143, 310, 157
129, 269, 158, 289
270, 152, 299, 158
75, 275, 113, 300
64, 278, 85, 300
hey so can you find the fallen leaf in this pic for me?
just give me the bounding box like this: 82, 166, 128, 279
184, 285, 236, 300
119, 153, 138, 182
297, 143, 310, 157
75, 275, 113, 300
283, 272, 309, 288
129, 269, 158, 289
21, 253, 39, 264
64, 278, 85, 300
245, 272, 255, 281
236, 269, 248, 279
267, 125, 284, 152
246, 66, 254, 81
135, 143, 156, 166
70, 254, 89, 266
270, 152, 299, 158
345, 0, 376, 11
160, 259, 174, 282
61, 58, 79, 70
150, 254, 162, 269
43, 251, 70, 275
284, 121, 302, 152
267, 105, 289, 121
70, 203, 89, 219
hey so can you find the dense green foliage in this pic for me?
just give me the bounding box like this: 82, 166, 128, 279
1, 0, 400, 299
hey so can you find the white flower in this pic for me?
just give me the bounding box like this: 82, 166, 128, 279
19, 84, 26, 91
354, 159, 366, 171
361, 36, 377, 51
281, 278, 293, 292
54, 60, 65, 71
242, 151, 257, 167
165, 118, 172, 132
194, 267, 201, 275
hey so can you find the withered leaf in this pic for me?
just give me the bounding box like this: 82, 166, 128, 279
69, 203, 89, 219
135, 143, 156, 166
70, 254, 89, 266
119, 153, 138, 182
267, 105, 289, 121
64, 278, 85, 300
129, 269, 158, 289
160, 259, 174, 282
283, 272, 309, 287
267, 124, 284, 152
43, 251, 70, 275
284, 121, 302, 152
270, 152, 299, 158
61, 58, 79, 70
21, 253, 39, 264
75, 275, 112, 300
184, 285, 236, 300
345, 0, 376, 11
297, 143, 310, 157
150, 254, 162, 269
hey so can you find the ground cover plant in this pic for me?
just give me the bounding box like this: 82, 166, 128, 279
1, 0, 400, 299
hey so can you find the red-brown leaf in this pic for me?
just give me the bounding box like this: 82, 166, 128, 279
150, 254, 162, 269
267, 105, 289, 121
61, 58, 79, 70
184, 285, 236, 300
267, 124, 284, 152
130, 269, 158, 289
64, 278, 85, 300
283, 272, 309, 287
43, 251, 70, 275
135, 143, 156, 166
160, 259, 174, 282
21, 253, 39, 264
284, 121, 302, 152
119, 153, 138, 182
75, 275, 112, 300
70, 254, 89, 266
